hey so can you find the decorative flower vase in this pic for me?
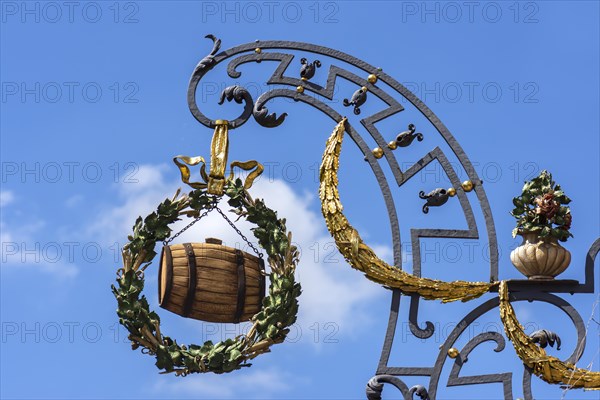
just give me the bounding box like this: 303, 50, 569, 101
510, 231, 571, 280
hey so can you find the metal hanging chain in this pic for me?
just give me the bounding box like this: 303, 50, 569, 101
162, 202, 264, 259
214, 206, 264, 259
163, 205, 216, 246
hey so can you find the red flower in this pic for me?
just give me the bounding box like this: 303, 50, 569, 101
534, 193, 559, 219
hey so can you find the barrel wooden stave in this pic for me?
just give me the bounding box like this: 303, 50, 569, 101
171, 265, 262, 284
158, 241, 264, 324
168, 243, 261, 263
162, 293, 259, 319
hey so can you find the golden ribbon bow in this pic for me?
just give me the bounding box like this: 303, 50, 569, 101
174, 120, 264, 195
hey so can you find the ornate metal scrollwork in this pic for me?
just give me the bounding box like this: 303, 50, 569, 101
217, 85, 254, 129
184, 34, 598, 399
396, 123, 424, 147
343, 86, 368, 115
409, 385, 430, 400
186, 34, 499, 278
300, 57, 321, 81
188, 36, 253, 129
253, 103, 288, 128
447, 332, 512, 397
366, 375, 410, 400
408, 294, 435, 339
529, 330, 562, 350
196, 34, 221, 72
218, 85, 251, 106
419, 188, 450, 214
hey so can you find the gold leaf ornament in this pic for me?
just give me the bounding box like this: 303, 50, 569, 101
499, 281, 600, 389
318, 118, 494, 302
173, 155, 208, 189
174, 121, 264, 194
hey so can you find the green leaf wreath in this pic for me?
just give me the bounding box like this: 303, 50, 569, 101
111, 178, 301, 375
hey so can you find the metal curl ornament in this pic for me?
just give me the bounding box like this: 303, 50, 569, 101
300, 57, 321, 81
111, 180, 301, 375
419, 188, 450, 214
187, 37, 255, 129
395, 123, 424, 147
343, 86, 368, 115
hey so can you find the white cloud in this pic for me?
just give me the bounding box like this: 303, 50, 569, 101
4, 256, 79, 278
65, 194, 84, 207
86, 164, 179, 245
89, 165, 384, 343
0, 190, 15, 207
1, 189, 77, 278
1, 228, 80, 279
248, 180, 383, 332
153, 367, 295, 398
0, 222, 13, 246
0, 192, 14, 243
1, 220, 77, 278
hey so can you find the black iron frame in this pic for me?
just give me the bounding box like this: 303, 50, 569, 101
185, 35, 600, 400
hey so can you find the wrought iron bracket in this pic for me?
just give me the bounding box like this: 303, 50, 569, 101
185, 35, 600, 400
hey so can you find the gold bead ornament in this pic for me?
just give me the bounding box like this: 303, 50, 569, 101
461, 180, 474, 192
448, 348, 459, 358
372, 147, 384, 159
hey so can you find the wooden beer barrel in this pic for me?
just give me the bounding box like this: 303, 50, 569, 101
158, 238, 265, 323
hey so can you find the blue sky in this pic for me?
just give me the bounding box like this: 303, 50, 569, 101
1, 1, 599, 399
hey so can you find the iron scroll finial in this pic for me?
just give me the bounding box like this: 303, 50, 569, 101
418, 181, 476, 213
419, 188, 450, 214
254, 105, 288, 127
187, 36, 256, 129
300, 57, 321, 81
529, 330, 562, 350
343, 86, 368, 115
408, 385, 430, 400
395, 124, 424, 147
196, 34, 221, 71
